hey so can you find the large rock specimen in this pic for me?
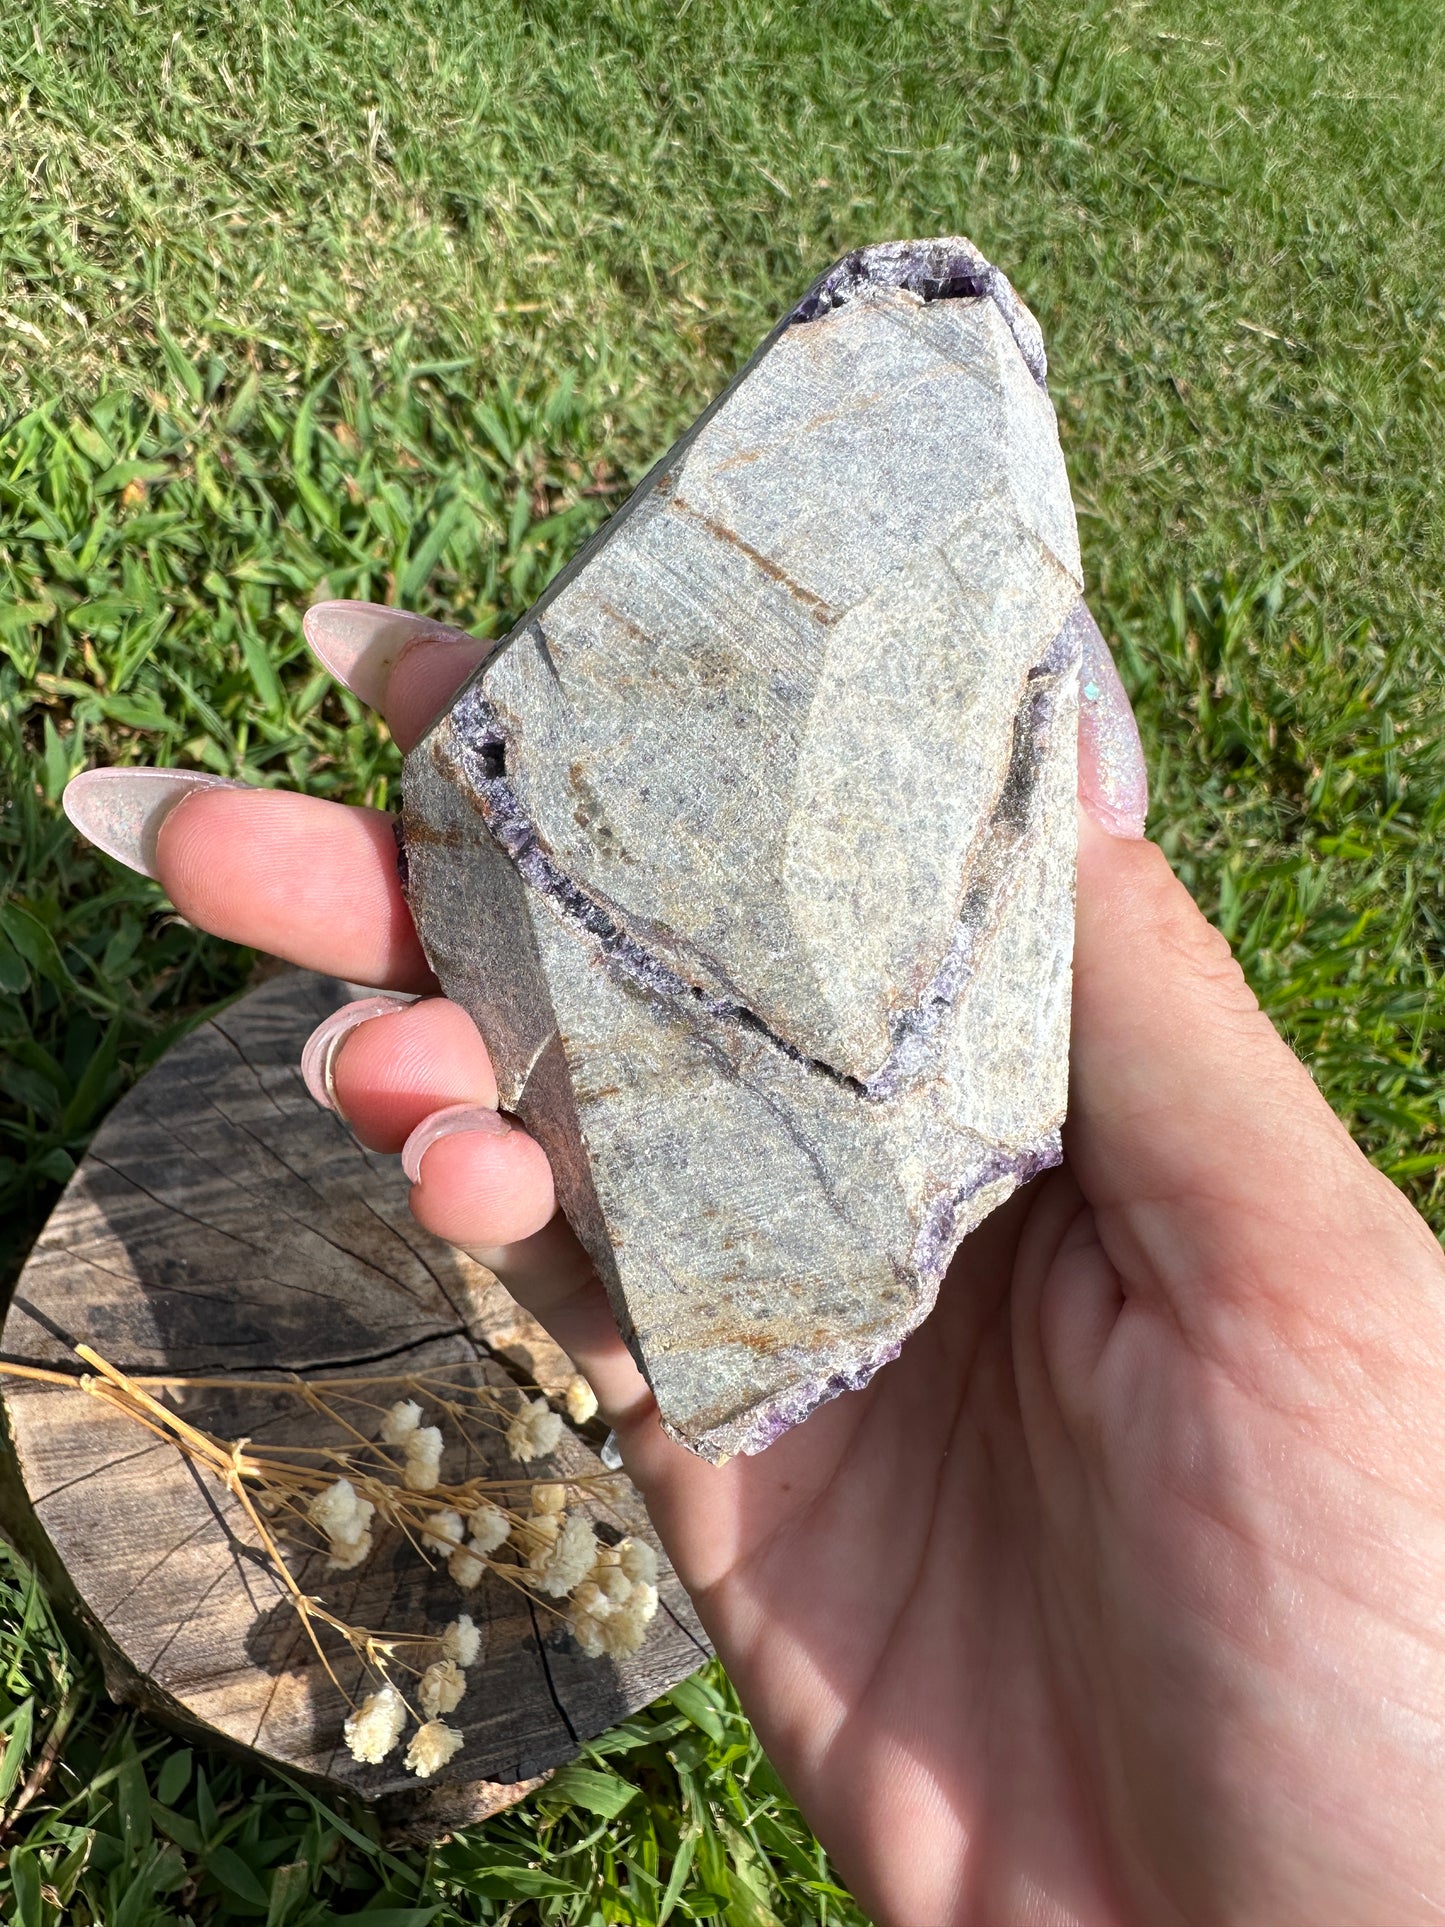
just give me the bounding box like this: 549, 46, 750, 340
402, 237, 1085, 1461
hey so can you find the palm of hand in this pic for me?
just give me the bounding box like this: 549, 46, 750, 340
639, 1147, 1445, 1927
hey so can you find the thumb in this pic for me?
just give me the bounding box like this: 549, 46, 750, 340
1067, 807, 1439, 1325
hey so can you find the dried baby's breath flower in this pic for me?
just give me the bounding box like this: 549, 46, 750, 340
569, 1533, 661, 1657
623, 1581, 659, 1641
419, 1657, 467, 1719
405, 1719, 465, 1779
569, 1588, 612, 1657
618, 1537, 659, 1588
379, 1397, 423, 1444
564, 1373, 598, 1424
448, 1544, 486, 1590
594, 1562, 633, 1605
310, 1478, 377, 1569
571, 1579, 608, 1618
0, 1348, 665, 1785
523, 1511, 561, 1558
506, 1395, 563, 1462
441, 1615, 480, 1667
531, 1511, 596, 1597
308, 1477, 371, 1544
466, 1499, 510, 1554
402, 1423, 444, 1491
343, 1684, 406, 1764
420, 1507, 464, 1555
326, 1528, 374, 1572
572, 1577, 658, 1659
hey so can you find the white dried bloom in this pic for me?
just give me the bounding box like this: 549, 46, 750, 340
506, 1396, 563, 1462
570, 1601, 608, 1657
441, 1615, 480, 1667
419, 1658, 467, 1719
564, 1374, 598, 1424
611, 1599, 656, 1656
308, 1477, 369, 1544
448, 1545, 487, 1590
325, 1528, 374, 1572
467, 1500, 511, 1554
420, 1507, 464, 1556
531, 1481, 567, 1515
594, 1562, 633, 1605
531, 1511, 596, 1597
570, 1575, 658, 1661
606, 1585, 658, 1657
402, 1424, 444, 1491
523, 1511, 561, 1558
343, 1684, 406, 1764
379, 1398, 423, 1444
570, 1579, 612, 1618
405, 1719, 464, 1779
618, 1538, 659, 1588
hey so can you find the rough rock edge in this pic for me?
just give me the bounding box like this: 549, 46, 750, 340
697, 609, 1080, 1454
401, 238, 1047, 767
716, 1128, 1062, 1460
789, 235, 1049, 390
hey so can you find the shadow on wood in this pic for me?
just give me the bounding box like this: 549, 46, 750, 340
0, 971, 710, 1836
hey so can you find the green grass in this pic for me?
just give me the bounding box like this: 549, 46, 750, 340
1, 0, 1443, 1917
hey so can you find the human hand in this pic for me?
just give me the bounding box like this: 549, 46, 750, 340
65, 603, 1445, 1926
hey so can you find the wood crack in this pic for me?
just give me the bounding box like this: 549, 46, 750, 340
525, 1593, 579, 1746
206, 1014, 291, 1118
3, 1324, 475, 1385
140, 1101, 443, 1316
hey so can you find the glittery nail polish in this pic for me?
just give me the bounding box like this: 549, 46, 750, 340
302, 601, 480, 709
401, 1103, 514, 1184
63, 768, 245, 879
1076, 610, 1148, 839
300, 995, 414, 1114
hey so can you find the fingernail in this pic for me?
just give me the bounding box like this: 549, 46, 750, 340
300, 995, 414, 1114
1077, 611, 1148, 839
402, 1103, 513, 1184
303, 600, 479, 709
63, 768, 245, 879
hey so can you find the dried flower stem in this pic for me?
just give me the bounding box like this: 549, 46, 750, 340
0, 1345, 656, 1773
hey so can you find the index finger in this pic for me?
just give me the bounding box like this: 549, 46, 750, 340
153, 604, 496, 983
155, 786, 436, 990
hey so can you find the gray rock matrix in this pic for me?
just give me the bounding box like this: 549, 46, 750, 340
402, 237, 1084, 1461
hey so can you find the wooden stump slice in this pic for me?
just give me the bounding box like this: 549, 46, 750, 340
0, 970, 710, 1835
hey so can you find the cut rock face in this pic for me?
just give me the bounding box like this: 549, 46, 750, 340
402, 236, 1084, 1461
